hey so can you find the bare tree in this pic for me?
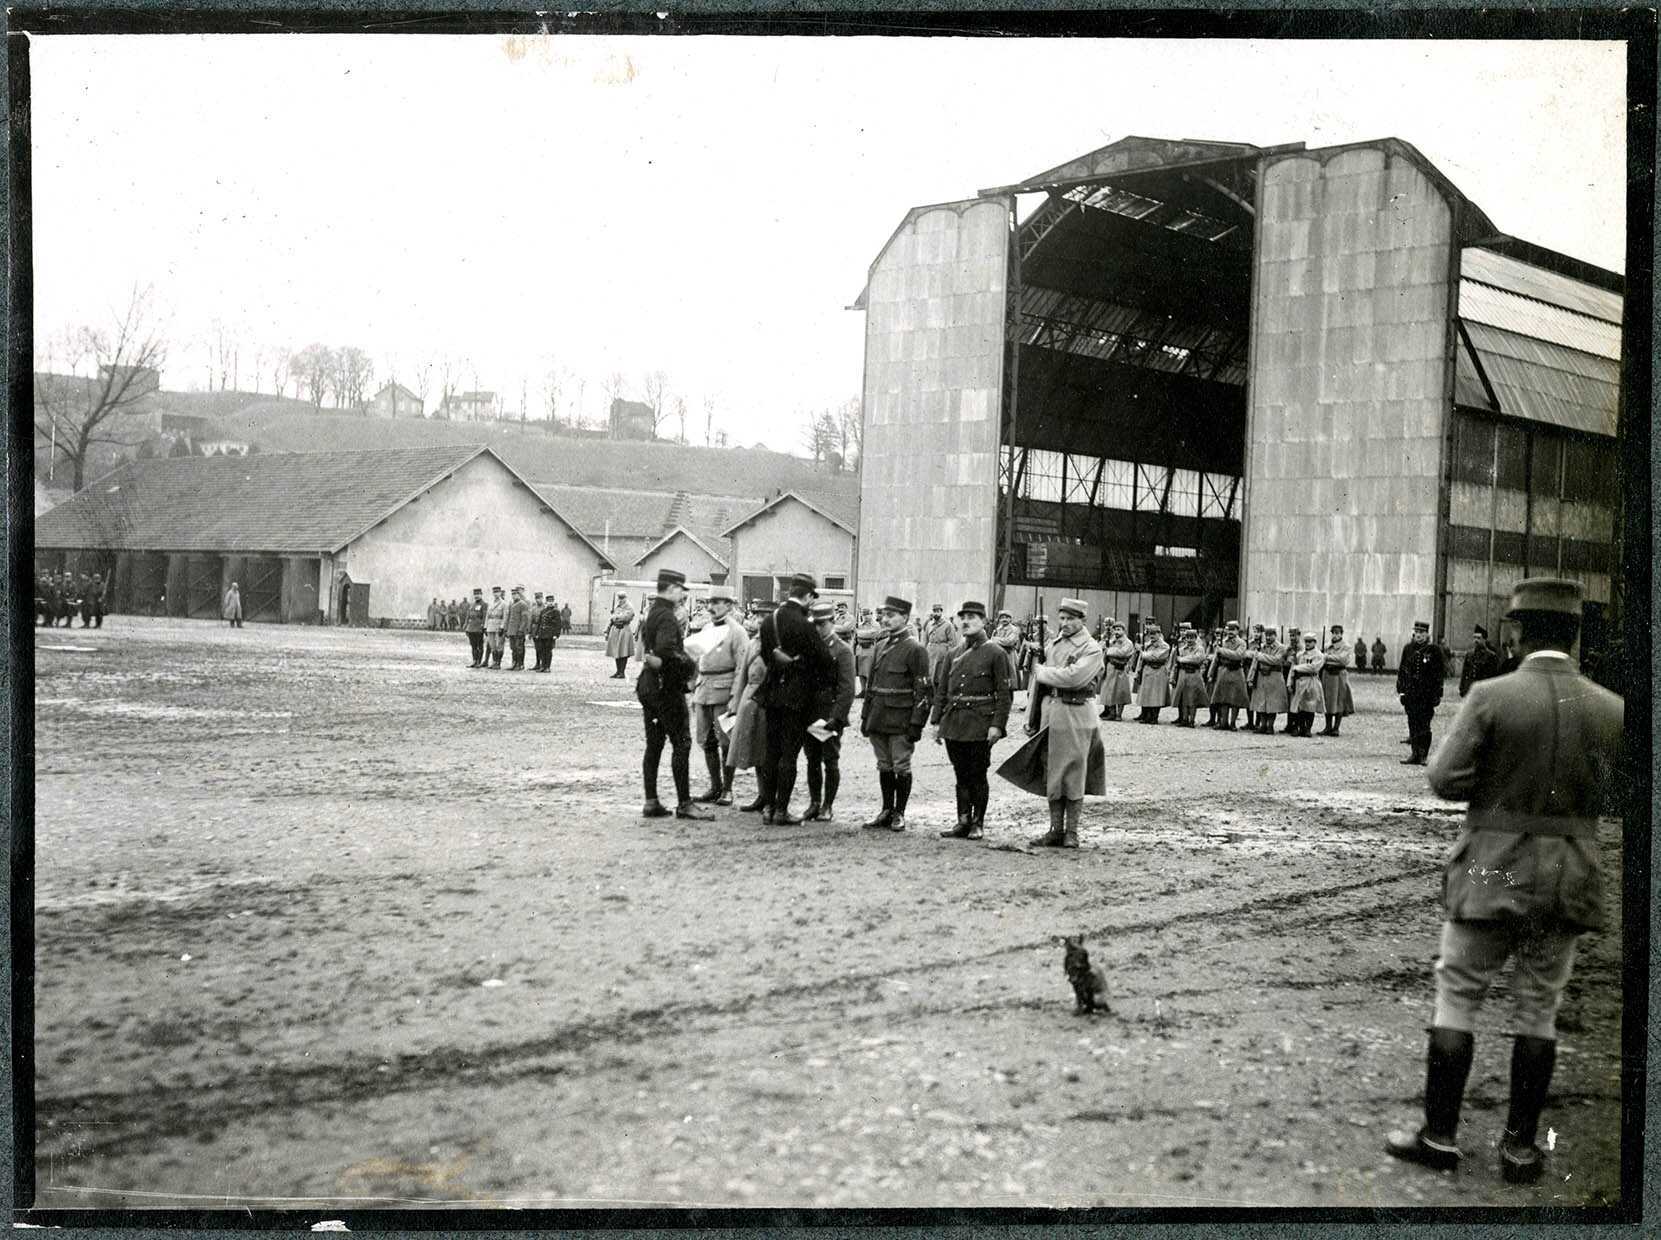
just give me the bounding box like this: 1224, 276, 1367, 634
290, 344, 333, 407
34, 285, 168, 491
702, 394, 717, 447
835, 395, 863, 472
412, 358, 433, 416
334, 347, 374, 410
541, 361, 565, 424
437, 355, 471, 419
266, 347, 290, 400
640, 369, 670, 439
673, 395, 688, 444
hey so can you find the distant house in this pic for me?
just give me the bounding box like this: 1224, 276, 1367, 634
34, 445, 614, 626
364, 382, 423, 419
608, 398, 657, 441
722, 490, 859, 605
437, 390, 500, 421
634, 526, 728, 586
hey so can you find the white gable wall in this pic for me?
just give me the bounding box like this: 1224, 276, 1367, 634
337, 454, 611, 624
730, 497, 855, 592
636, 531, 726, 584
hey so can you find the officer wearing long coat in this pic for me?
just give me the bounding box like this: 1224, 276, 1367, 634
991, 610, 1025, 692
605, 596, 637, 678
1278, 627, 1302, 732
1023, 597, 1104, 849
1319, 624, 1356, 735
931, 601, 1012, 841
858, 595, 932, 832
922, 605, 961, 683
757, 574, 834, 825
1134, 624, 1171, 723
1287, 633, 1327, 736
1208, 621, 1250, 728
1387, 579, 1623, 1185
729, 614, 771, 798
1396, 621, 1446, 764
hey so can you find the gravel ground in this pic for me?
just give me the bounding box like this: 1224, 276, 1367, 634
30, 618, 1625, 1210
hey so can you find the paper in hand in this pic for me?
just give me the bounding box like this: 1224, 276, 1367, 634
806, 718, 834, 742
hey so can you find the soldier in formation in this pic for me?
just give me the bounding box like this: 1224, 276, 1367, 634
1319, 624, 1355, 736
1207, 620, 1250, 730
1098, 621, 1135, 721
932, 601, 1011, 841
1170, 626, 1209, 728
462, 588, 488, 667
1286, 631, 1326, 736
1133, 622, 1171, 723
483, 586, 508, 669
1247, 626, 1289, 733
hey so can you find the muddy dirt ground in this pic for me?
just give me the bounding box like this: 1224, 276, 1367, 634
30, 618, 1626, 1210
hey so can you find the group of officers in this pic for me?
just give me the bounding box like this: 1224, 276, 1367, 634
34, 570, 107, 628
626, 569, 1623, 1190
453, 586, 570, 672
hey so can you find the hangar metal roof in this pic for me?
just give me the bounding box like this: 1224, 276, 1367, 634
34, 444, 617, 566
1456, 245, 1623, 438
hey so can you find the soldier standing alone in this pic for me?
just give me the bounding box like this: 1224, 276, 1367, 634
933, 601, 1011, 840
859, 596, 932, 832
606, 595, 636, 678
1396, 620, 1446, 764
1385, 579, 1623, 1185
1024, 598, 1104, 849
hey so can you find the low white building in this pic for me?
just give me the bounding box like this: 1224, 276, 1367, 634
721, 490, 858, 607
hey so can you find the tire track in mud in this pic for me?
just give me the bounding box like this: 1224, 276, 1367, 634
38, 864, 1439, 1159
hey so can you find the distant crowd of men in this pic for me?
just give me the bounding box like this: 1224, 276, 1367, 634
441, 587, 573, 671
34, 570, 106, 628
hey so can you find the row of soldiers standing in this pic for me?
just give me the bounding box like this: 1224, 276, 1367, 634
35, 570, 106, 628
456, 586, 568, 671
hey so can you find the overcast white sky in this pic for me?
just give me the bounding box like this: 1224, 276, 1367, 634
31, 35, 1626, 450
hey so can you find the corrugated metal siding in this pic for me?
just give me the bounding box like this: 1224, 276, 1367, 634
1461, 321, 1619, 438
1459, 278, 1621, 359
1460, 247, 1622, 324
1455, 335, 1496, 411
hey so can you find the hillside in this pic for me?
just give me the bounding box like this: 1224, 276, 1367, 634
205, 408, 860, 501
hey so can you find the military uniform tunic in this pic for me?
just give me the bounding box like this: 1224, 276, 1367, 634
1209, 636, 1251, 708
1100, 636, 1135, 706
1319, 639, 1355, 715
1135, 636, 1171, 707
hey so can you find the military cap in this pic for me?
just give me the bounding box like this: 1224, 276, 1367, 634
1057, 597, 1087, 618
533, 591, 543, 598
1413, 620, 1430, 631
1225, 619, 1240, 628
752, 599, 778, 614
809, 601, 836, 622
708, 585, 736, 603
492, 585, 504, 592
997, 609, 1013, 619
472, 587, 483, 596
657, 568, 687, 589
956, 600, 987, 619
1504, 577, 1582, 619
512, 584, 525, 592
789, 572, 817, 594
1473, 624, 1488, 638
878, 595, 913, 616
1330, 623, 1344, 634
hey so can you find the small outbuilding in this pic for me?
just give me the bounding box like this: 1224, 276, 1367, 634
34, 444, 615, 626
721, 490, 859, 607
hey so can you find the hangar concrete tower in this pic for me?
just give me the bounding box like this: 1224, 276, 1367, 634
853, 136, 1623, 646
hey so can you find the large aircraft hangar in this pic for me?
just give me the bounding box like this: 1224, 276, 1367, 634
852, 135, 1623, 650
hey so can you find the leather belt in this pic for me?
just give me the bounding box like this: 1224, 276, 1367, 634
1469, 810, 1601, 839
1053, 691, 1094, 705
948, 694, 995, 704
871, 687, 916, 696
